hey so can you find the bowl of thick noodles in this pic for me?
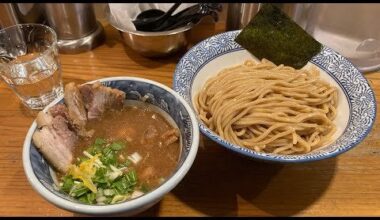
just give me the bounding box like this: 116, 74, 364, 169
173, 30, 376, 162
22, 77, 199, 215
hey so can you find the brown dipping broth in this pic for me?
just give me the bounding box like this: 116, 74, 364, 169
72, 100, 181, 190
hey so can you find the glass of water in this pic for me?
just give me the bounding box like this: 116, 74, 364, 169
0, 23, 63, 110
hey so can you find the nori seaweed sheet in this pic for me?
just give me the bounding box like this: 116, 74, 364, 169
235, 4, 322, 69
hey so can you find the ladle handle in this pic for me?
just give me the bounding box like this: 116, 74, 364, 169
160, 3, 182, 21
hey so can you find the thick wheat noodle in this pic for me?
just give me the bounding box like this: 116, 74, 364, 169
194, 59, 338, 155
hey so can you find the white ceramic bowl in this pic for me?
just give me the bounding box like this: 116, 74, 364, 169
173, 30, 376, 163
23, 77, 199, 215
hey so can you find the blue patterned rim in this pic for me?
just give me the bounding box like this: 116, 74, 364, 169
173, 30, 377, 163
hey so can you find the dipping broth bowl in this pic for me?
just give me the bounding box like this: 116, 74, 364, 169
23, 77, 199, 215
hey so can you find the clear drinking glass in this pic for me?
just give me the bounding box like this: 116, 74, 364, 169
0, 23, 63, 110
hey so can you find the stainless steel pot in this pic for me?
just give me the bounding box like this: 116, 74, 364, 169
0, 3, 44, 28
226, 3, 308, 31
44, 3, 105, 54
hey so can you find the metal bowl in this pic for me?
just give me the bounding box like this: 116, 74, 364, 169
109, 19, 193, 58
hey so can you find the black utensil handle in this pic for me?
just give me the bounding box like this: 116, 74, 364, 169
150, 3, 182, 30
136, 3, 221, 32
169, 3, 182, 14
133, 3, 181, 31
161, 13, 208, 31
161, 3, 182, 20
169, 10, 220, 30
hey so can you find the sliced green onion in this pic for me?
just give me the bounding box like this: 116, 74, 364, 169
140, 183, 151, 193
61, 176, 74, 193
127, 152, 142, 165
110, 141, 125, 151
111, 194, 130, 204
83, 150, 93, 158
95, 138, 106, 146
96, 196, 107, 204
59, 139, 143, 205
103, 189, 115, 196
131, 190, 144, 199
70, 183, 89, 198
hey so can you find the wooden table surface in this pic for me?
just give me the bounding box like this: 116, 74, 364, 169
1, 8, 380, 217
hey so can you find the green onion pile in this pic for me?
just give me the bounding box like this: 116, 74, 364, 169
58, 138, 149, 205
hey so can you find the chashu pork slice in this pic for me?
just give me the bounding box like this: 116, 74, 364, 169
64, 82, 91, 137
79, 82, 126, 120
32, 104, 78, 173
